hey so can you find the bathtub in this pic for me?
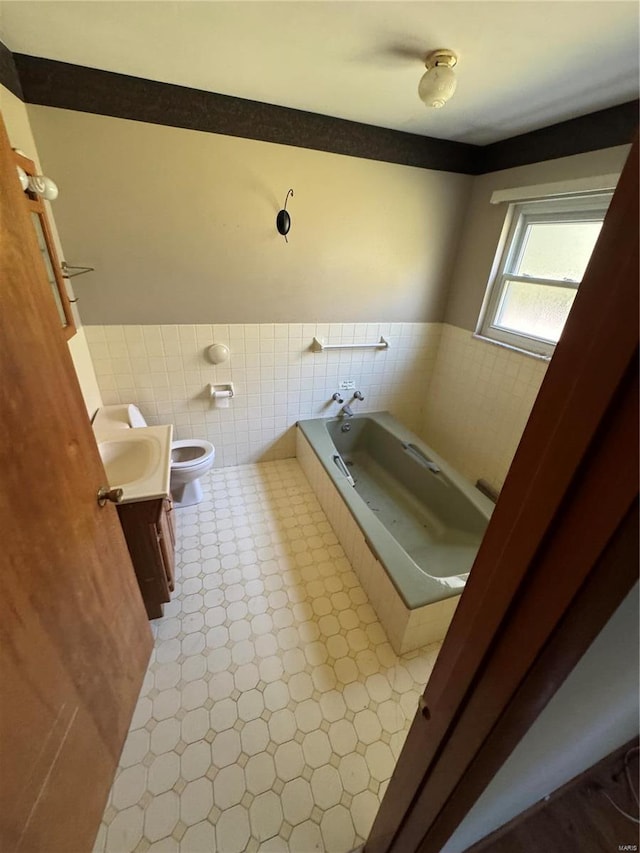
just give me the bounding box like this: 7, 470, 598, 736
296, 412, 493, 653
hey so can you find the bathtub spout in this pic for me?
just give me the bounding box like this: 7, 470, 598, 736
340, 404, 354, 418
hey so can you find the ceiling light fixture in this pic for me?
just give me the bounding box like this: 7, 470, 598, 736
418, 49, 458, 109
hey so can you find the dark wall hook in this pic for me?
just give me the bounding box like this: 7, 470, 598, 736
276, 189, 294, 243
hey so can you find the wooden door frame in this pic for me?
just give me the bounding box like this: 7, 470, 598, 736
366, 138, 639, 853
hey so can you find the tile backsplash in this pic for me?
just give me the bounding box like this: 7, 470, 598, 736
86, 323, 441, 468
421, 324, 548, 492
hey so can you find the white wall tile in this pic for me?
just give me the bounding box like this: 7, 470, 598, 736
421, 324, 548, 492
86, 322, 439, 466
87, 319, 540, 490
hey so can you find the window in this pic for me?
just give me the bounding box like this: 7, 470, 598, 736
477, 193, 611, 358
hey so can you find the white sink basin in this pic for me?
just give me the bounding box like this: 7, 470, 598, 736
99, 436, 158, 486
96, 425, 173, 503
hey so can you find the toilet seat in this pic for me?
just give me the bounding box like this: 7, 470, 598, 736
171, 439, 215, 470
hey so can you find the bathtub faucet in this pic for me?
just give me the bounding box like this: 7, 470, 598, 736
340, 403, 354, 418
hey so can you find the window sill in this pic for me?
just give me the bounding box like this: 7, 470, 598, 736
472, 333, 552, 362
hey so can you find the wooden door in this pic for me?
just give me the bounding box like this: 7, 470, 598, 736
0, 113, 153, 852
367, 138, 639, 852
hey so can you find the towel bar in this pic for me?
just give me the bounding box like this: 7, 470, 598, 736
311, 336, 389, 353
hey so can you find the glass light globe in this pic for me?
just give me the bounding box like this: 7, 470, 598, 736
418, 64, 457, 109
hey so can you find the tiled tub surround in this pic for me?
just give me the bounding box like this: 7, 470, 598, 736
85, 321, 546, 491
96, 459, 441, 853
85, 323, 441, 469
296, 428, 466, 655
422, 325, 548, 493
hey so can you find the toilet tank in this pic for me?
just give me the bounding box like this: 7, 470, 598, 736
92, 403, 149, 436
127, 404, 148, 428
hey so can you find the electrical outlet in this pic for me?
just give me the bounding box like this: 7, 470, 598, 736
339, 379, 355, 391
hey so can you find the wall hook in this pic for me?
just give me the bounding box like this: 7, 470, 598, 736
61, 261, 95, 279
276, 189, 294, 243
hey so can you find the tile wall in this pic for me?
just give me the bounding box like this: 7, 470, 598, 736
85, 323, 441, 468
85, 321, 545, 489
422, 325, 548, 493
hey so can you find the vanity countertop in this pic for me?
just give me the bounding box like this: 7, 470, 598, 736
94, 424, 173, 504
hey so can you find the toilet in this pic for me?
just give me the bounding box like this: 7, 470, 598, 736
92, 403, 215, 508
168, 438, 215, 507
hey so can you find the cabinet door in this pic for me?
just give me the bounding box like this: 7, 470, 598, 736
145, 523, 171, 604
157, 509, 175, 593
164, 497, 176, 548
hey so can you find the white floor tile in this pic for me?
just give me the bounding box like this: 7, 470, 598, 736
102, 459, 441, 852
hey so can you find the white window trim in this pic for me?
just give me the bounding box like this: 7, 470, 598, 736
489, 174, 619, 206
476, 192, 612, 359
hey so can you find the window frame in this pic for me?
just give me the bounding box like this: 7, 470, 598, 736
476, 192, 612, 359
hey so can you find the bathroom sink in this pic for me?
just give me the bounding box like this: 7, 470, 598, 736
96, 425, 173, 503
99, 436, 157, 486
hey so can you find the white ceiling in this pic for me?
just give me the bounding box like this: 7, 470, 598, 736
1, 1, 638, 145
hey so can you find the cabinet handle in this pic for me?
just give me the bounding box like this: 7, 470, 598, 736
156, 527, 175, 592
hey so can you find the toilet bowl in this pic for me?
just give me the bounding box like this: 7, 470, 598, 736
93, 404, 215, 508
169, 438, 215, 507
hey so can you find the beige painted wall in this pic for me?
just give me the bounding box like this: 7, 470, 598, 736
444, 144, 631, 330
0, 84, 103, 417
27, 105, 473, 325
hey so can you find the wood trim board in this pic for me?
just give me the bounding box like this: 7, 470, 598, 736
466, 737, 640, 853
416, 492, 639, 853
11, 53, 478, 174
365, 137, 639, 852
1, 42, 637, 175
0, 39, 22, 99
477, 100, 639, 173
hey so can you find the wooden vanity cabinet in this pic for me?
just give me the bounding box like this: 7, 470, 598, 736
117, 496, 176, 620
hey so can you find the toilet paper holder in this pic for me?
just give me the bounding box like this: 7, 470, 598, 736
207, 382, 235, 399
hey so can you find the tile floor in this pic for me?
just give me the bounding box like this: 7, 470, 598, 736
95, 459, 441, 853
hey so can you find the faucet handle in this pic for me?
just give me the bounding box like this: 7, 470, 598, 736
332, 392, 344, 404
354, 391, 365, 401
